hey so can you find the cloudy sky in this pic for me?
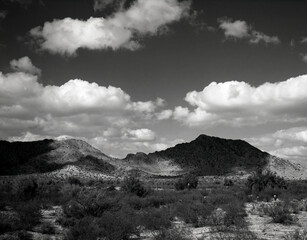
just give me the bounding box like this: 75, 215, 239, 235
0, 0, 307, 163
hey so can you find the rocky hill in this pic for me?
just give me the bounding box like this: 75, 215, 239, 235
0, 139, 115, 175
123, 134, 305, 177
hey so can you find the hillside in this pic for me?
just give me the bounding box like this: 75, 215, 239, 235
124, 134, 270, 176
1, 135, 305, 179
0, 139, 115, 175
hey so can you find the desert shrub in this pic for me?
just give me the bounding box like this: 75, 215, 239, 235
11, 178, 38, 201
261, 201, 296, 224
67, 177, 82, 186
246, 170, 287, 195
173, 200, 214, 227
121, 176, 149, 197
0, 230, 32, 240
63, 200, 85, 219
174, 174, 198, 190
283, 180, 307, 200
36, 182, 62, 203
57, 215, 77, 227
175, 179, 186, 190
60, 183, 81, 202
224, 178, 234, 187
139, 208, 171, 230
39, 222, 55, 234
184, 173, 198, 189
95, 211, 138, 240
66, 216, 101, 240
283, 229, 307, 240
126, 190, 178, 210
14, 199, 41, 230
257, 187, 283, 202
154, 227, 191, 240
223, 201, 246, 227
207, 192, 237, 206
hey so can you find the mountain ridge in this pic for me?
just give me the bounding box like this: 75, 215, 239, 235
0, 134, 305, 179
0, 139, 114, 175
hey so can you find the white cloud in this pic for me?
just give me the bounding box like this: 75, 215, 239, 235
123, 128, 156, 141
174, 75, 307, 127
0, 57, 171, 158
30, 0, 190, 56
10, 56, 41, 75
246, 127, 307, 164
218, 18, 280, 45
219, 19, 249, 39
249, 31, 280, 45
156, 109, 173, 120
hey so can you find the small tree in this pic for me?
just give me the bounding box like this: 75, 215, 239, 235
246, 170, 287, 195
175, 174, 198, 190
175, 179, 186, 190
184, 174, 198, 189
121, 176, 149, 197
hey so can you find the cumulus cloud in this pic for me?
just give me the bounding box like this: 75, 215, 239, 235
156, 109, 173, 120
10, 56, 41, 75
219, 19, 249, 39
123, 128, 156, 141
1, 57, 171, 156
218, 18, 280, 45
30, 0, 191, 56
173, 75, 307, 127
246, 127, 307, 164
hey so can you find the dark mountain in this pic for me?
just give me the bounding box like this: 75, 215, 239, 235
0, 139, 114, 175
124, 134, 270, 175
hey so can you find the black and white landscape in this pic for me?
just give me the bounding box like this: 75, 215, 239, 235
1, 0, 307, 239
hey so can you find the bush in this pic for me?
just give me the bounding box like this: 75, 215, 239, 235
14, 199, 41, 230
174, 179, 186, 190
40, 222, 55, 234
68, 177, 82, 186
261, 201, 296, 224
223, 202, 246, 227
224, 178, 234, 187
173, 200, 214, 227
121, 176, 149, 197
184, 174, 198, 189
66, 216, 101, 240
139, 208, 171, 230
174, 174, 198, 191
246, 170, 287, 195
96, 211, 138, 240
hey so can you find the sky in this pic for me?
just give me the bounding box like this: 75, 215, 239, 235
0, 0, 307, 163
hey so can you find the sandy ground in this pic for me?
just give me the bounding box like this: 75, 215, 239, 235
245, 202, 307, 240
